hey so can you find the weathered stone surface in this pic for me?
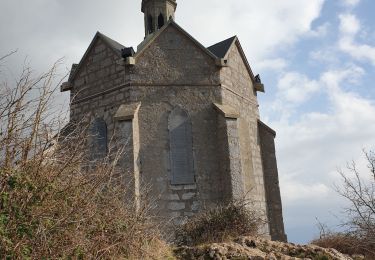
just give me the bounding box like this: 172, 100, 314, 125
162, 194, 180, 201
258, 121, 287, 242
168, 202, 186, 211
114, 102, 141, 121
174, 236, 354, 260
213, 103, 240, 119
63, 9, 285, 241
183, 184, 197, 190
191, 201, 200, 211
182, 192, 196, 200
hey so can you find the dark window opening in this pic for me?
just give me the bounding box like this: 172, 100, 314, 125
148, 15, 154, 33
168, 107, 195, 185
89, 118, 108, 161
158, 13, 165, 29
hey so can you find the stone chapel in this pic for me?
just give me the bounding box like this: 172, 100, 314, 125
61, 0, 287, 241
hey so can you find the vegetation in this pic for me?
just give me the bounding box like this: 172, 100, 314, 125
312, 150, 375, 259
0, 54, 171, 259
176, 200, 265, 246
312, 232, 367, 257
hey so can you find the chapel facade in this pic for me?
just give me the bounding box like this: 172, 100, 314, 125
61, 0, 287, 241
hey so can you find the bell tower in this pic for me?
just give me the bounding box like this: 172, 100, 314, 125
141, 0, 177, 36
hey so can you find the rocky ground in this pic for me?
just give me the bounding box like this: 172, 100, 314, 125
173, 236, 364, 260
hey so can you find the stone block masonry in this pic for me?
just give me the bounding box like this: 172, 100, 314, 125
62, 9, 286, 241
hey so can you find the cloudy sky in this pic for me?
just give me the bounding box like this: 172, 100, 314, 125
1, 0, 375, 243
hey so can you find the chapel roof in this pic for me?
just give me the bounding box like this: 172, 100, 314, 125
207, 36, 237, 58
66, 22, 257, 86
98, 32, 125, 55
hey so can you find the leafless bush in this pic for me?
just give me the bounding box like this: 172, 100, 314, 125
312, 150, 375, 259
176, 200, 266, 246
312, 231, 365, 257
0, 53, 171, 259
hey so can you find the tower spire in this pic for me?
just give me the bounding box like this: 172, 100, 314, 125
141, 0, 177, 36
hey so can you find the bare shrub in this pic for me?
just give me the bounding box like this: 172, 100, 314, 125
312, 232, 365, 257
176, 200, 265, 246
0, 54, 171, 259
312, 150, 375, 259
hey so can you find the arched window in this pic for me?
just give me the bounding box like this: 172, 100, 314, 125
158, 13, 165, 29
168, 107, 195, 185
89, 118, 108, 161
148, 15, 154, 33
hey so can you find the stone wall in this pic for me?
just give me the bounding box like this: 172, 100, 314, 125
126, 24, 228, 222
219, 41, 270, 234
64, 23, 285, 238
133, 86, 223, 223
258, 121, 287, 242
69, 37, 125, 124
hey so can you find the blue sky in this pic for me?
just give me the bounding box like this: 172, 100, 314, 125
1, 0, 374, 244
256, 0, 375, 243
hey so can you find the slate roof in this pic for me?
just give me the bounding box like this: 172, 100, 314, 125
97, 32, 125, 55
207, 36, 237, 58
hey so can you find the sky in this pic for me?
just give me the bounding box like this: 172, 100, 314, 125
1, 0, 375, 244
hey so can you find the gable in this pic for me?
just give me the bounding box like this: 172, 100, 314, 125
135, 20, 217, 62
65, 34, 126, 101
232, 39, 257, 84
218, 40, 258, 99
208, 37, 259, 89
68, 32, 124, 84
132, 23, 220, 85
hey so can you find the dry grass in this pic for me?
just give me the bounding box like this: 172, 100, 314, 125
176, 201, 265, 246
312, 233, 365, 257
0, 54, 172, 259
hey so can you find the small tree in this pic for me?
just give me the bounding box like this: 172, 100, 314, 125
335, 150, 375, 256
313, 150, 375, 258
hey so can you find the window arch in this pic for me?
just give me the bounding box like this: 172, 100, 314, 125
89, 118, 108, 161
168, 107, 195, 185
158, 13, 164, 29
147, 15, 154, 33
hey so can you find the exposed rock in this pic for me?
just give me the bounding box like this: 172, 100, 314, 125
174, 236, 354, 260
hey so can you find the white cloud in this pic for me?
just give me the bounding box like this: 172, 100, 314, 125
281, 176, 330, 205
320, 64, 364, 90
269, 64, 375, 206
277, 72, 320, 104
339, 14, 360, 35
309, 48, 339, 64
342, 0, 361, 7
338, 13, 375, 65
256, 58, 288, 72
182, 0, 325, 62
